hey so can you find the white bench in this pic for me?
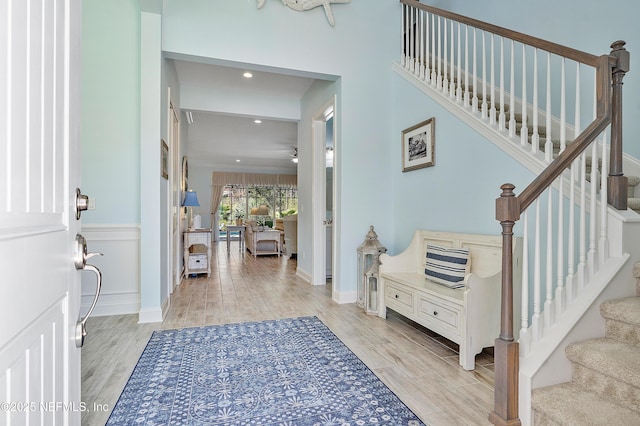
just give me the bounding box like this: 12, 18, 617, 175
378, 230, 522, 370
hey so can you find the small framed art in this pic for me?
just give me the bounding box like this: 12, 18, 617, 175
401, 117, 435, 172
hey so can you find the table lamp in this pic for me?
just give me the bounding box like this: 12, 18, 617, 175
182, 190, 200, 230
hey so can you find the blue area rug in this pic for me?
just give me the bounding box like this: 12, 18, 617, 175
107, 316, 424, 425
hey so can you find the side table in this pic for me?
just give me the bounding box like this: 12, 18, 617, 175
183, 229, 212, 277
225, 225, 245, 253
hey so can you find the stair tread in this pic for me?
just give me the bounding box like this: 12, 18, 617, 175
533, 382, 640, 425
601, 297, 640, 326
566, 338, 640, 388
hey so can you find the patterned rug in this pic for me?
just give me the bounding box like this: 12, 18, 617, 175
107, 316, 424, 425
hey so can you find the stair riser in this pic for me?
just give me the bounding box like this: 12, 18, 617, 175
605, 318, 640, 346
571, 363, 640, 413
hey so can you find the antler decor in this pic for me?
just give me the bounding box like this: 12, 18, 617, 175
257, 0, 350, 27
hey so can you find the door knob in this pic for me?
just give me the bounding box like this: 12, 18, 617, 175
75, 188, 89, 220
74, 234, 103, 348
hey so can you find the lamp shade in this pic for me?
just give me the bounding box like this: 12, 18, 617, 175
182, 191, 200, 207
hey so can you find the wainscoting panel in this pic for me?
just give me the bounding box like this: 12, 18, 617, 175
80, 225, 141, 317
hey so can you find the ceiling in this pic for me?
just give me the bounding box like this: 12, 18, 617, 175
173, 60, 320, 173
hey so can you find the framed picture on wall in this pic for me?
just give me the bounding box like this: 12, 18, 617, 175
161, 139, 169, 179
401, 117, 435, 172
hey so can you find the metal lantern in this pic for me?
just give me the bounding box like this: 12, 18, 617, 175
357, 225, 386, 313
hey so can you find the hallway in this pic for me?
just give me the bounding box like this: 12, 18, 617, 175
81, 241, 495, 425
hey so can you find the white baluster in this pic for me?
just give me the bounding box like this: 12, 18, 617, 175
419, 10, 425, 79
499, 37, 506, 131
544, 188, 554, 329
481, 32, 488, 119
588, 83, 598, 277
578, 152, 587, 288
464, 25, 470, 107
531, 48, 539, 154
431, 14, 437, 85
531, 200, 542, 342
489, 34, 496, 125
424, 11, 430, 82
509, 40, 516, 137
566, 160, 576, 302
456, 23, 462, 102
409, 7, 415, 73
555, 174, 566, 318
544, 53, 553, 162
472, 28, 478, 112
520, 210, 530, 355
401, 4, 406, 66
442, 19, 449, 93
437, 16, 443, 90
599, 131, 609, 265
576, 65, 587, 289
589, 139, 599, 277
450, 20, 456, 97
520, 45, 529, 147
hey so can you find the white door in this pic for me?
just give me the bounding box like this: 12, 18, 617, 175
0, 0, 84, 424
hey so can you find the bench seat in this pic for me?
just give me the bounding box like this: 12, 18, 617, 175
378, 230, 522, 370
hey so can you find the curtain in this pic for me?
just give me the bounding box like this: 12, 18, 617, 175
210, 172, 297, 240
211, 172, 297, 187
210, 185, 225, 241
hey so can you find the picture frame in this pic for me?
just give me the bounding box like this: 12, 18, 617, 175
161, 139, 169, 179
401, 117, 435, 172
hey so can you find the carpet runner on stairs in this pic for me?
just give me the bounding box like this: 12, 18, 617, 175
532, 296, 640, 425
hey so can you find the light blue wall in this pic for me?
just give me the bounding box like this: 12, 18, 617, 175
162, 0, 398, 295
438, 0, 640, 160
389, 75, 535, 254
81, 0, 140, 224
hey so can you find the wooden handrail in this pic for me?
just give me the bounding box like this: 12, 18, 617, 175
400, 0, 601, 67
518, 56, 612, 212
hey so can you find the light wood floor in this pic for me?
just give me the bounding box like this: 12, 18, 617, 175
81, 241, 495, 425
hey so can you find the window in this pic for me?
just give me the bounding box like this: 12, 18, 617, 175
218, 184, 297, 238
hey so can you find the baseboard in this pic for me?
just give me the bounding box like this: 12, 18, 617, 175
138, 307, 163, 323
81, 292, 140, 317
333, 290, 357, 304
296, 268, 312, 283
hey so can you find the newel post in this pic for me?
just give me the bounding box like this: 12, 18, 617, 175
489, 184, 522, 426
608, 40, 629, 210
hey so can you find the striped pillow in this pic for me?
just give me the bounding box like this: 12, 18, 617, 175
425, 244, 470, 288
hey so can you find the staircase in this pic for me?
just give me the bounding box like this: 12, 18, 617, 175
397, 1, 640, 425
532, 262, 640, 425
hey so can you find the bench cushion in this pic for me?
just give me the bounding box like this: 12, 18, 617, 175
424, 244, 470, 288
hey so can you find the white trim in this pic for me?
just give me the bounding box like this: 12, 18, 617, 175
82, 292, 140, 317
296, 268, 312, 283
80, 224, 141, 316
138, 307, 164, 324
81, 224, 141, 240
333, 290, 357, 304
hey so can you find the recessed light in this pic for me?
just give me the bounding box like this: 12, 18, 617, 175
243, 71, 253, 78
254, 119, 262, 124
236, 159, 241, 162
